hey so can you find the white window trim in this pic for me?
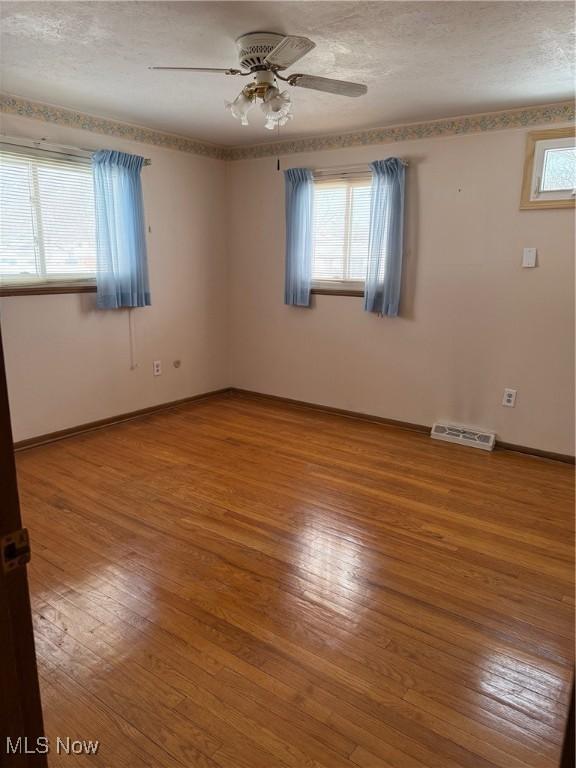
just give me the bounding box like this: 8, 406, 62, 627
520, 128, 576, 210
531, 137, 575, 201
311, 170, 372, 293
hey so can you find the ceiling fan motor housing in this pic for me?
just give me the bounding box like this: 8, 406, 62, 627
236, 32, 285, 70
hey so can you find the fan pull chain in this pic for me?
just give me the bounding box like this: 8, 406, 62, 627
277, 123, 281, 171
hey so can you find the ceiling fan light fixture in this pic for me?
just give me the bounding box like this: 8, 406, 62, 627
225, 89, 255, 126
261, 87, 293, 130
152, 30, 367, 132
264, 112, 293, 130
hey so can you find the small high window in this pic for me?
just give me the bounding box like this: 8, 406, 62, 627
520, 128, 576, 209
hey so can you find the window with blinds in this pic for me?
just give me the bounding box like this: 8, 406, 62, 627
311, 172, 371, 291
0, 144, 97, 288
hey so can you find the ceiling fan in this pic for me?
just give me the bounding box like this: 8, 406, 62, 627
150, 31, 368, 130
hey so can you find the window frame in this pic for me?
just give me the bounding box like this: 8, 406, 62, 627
311, 171, 372, 297
0, 140, 98, 297
520, 128, 576, 210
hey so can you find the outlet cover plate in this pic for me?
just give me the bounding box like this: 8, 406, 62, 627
502, 388, 517, 407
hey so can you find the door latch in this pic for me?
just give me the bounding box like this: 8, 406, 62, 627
2, 528, 31, 573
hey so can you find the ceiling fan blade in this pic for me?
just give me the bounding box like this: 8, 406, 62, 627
292, 74, 367, 97
149, 67, 241, 74
264, 36, 316, 69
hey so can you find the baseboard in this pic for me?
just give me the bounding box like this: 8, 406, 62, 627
13, 384, 575, 465
13, 387, 233, 451
230, 388, 576, 465
496, 441, 575, 465
229, 387, 430, 435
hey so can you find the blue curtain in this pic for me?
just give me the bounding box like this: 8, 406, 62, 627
92, 150, 151, 309
364, 158, 406, 317
284, 168, 314, 306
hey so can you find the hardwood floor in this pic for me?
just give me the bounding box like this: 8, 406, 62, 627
15, 391, 574, 767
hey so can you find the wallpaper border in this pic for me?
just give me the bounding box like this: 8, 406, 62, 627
2, 93, 574, 162
224, 101, 575, 160
0, 93, 226, 160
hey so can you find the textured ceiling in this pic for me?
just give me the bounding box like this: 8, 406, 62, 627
0, 1, 574, 146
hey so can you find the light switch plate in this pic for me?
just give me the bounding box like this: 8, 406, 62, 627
522, 247, 537, 268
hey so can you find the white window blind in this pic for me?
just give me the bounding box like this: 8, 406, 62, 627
311, 173, 371, 291
0, 144, 97, 287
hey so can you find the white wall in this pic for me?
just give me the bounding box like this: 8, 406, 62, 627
0, 114, 228, 441
2, 114, 573, 454
227, 125, 575, 455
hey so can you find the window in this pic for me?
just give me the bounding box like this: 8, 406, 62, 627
520, 128, 576, 210
311, 172, 371, 293
0, 143, 97, 292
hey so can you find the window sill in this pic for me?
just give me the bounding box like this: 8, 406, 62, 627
311, 287, 364, 297
0, 283, 97, 297
519, 198, 575, 210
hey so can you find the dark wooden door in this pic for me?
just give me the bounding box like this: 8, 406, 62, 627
0, 321, 46, 766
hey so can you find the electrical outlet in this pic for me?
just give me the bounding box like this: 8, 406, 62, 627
153, 360, 162, 376
502, 388, 517, 407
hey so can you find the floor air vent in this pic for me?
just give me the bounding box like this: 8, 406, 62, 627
431, 422, 495, 451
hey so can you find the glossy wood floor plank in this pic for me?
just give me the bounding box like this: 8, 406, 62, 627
16, 392, 574, 767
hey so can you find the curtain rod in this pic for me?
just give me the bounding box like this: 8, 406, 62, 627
314, 160, 408, 176
0, 135, 152, 165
